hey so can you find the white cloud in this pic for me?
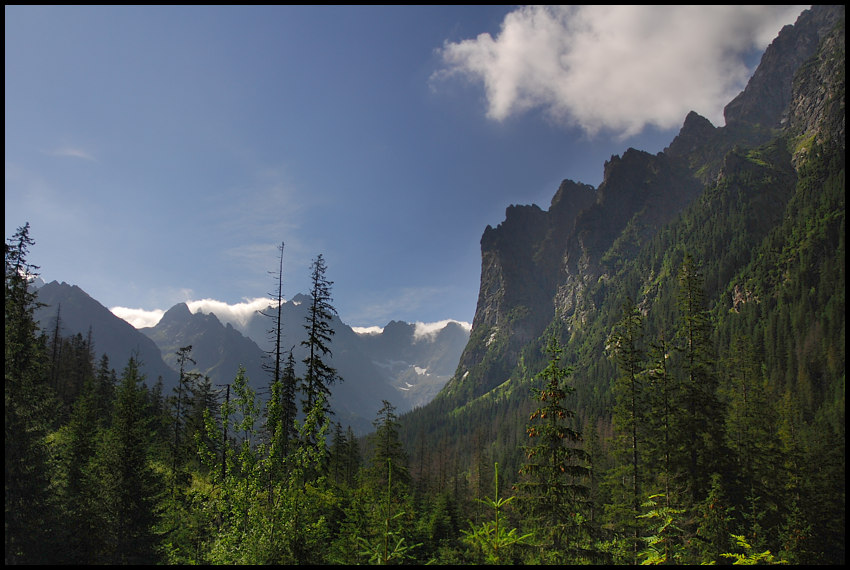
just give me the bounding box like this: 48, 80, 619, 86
110, 307, 165, 329
414, 319, 472, 342
352, 325, 385, 335
434, 5, 807, 139
111, 295, 473, 341
187, 297, 274, 331
110, 297, 273, 331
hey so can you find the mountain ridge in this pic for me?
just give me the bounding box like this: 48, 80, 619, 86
32, 280, 178, 387
32, 281, 469, 435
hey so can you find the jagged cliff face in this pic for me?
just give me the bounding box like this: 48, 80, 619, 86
448, 5, 844, 401
788, 13, 845, 156
473, 180, 597, 336
556, 148, 703, 324
723, 4, 845, 131
452, 181, 594, 397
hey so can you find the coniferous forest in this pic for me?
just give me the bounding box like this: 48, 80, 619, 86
5, 8, 845, 566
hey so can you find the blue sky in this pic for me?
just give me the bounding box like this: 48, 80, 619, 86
5, 5, 807, 330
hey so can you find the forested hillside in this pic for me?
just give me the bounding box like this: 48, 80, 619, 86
5, 6, 844, 565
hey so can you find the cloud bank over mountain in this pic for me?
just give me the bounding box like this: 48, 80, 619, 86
111, 297, 272, 330
111, 298, 471, 335
413, 319, 472, 341
434, 5, 806, 138
110, 306, 166, 329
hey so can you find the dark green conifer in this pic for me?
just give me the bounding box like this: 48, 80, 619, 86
607, 298, 646, 561
4, 223, 59, 564
96, 356, 164, 564
300, 253, 340, 425
517, 330, 590, 561
672, 253, 725, 501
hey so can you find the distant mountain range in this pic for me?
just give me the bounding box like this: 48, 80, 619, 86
32, 281, 469, 434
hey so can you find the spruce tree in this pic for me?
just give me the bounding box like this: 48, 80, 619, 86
344, 425, 362, 486
607, 298, 646, 562
329, 421, 347, 485
365, 400, 410, 493
60, 369, 109, 563
516, 330, 590, 561
357, 401, 418, 563
96, 356, 164, 564
672, 253, 725, 501
722, 334, 783, 541
93, 353, 117, 424
4, 223, 59, 563
185, 374, 218, 470
300, 254, 340, 424
280, 350, 299, 451
643, 331, 686, 522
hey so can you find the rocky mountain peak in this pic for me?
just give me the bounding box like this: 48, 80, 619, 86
723, 5, 844, 129
159, 302, 192, 323
291, 292, 311, 305
664, 111, 717, 159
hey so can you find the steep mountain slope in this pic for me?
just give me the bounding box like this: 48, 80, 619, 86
32, 281, 178, 388
402, 4, 844, 480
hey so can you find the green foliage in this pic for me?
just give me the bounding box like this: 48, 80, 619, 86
517, 330, 591, 559
95, 356, 165, 564
4, 223, 59, 564
636, 493, 688, 565
606, 298, 647, 560
357, 458, 422, 564
721, 534, 787, 565
462, 463, 533, 564
695, 473, 736, 564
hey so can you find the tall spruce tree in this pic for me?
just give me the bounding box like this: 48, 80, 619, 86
607, 298, 646, 562
5, 223, 59, 564
517, 330, 590, 561
96, 356, 164, 564
365, 400, 410, 493
343, 425, 362, 488
644, 333, 680, 506
60, 365, 109, 563
722, 334, 782, 523
300, 254, 340, 424
673, 253, 725, 502
280, 350, 299, 452
359, 400, 418, 564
